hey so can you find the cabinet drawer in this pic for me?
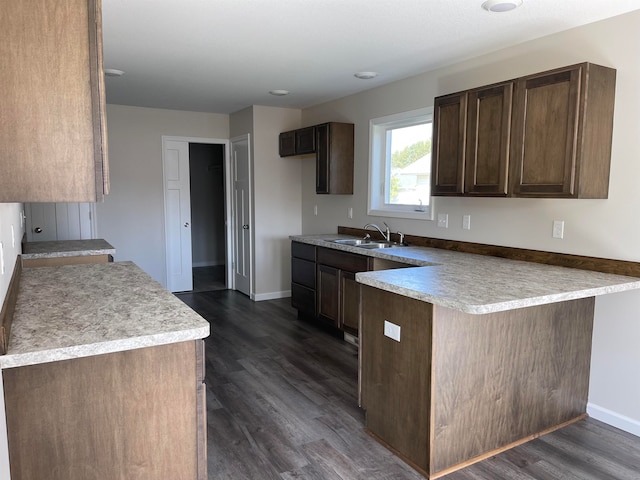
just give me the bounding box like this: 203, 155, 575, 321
292, 257, 315, 289
292, 241, 316, 261
318, 247, 370, 272
291, 283, 316, 316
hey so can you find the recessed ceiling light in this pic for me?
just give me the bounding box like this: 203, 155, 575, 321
354, 71, 378, 80
104, 69, 125, 77
269, 89, 289, 96
481, 0, 523, 12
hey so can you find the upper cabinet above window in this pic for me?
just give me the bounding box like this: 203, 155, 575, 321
432, 62, 616, 199
0, 0, 109, 203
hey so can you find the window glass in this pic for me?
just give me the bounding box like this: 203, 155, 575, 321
368, 108, 433, 219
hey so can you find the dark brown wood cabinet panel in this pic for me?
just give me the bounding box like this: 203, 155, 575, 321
432, 92, 467, 195
291, 241, 316, 261
317, 246, 371, 272
292, 257, 315, 289
0, 0, 108, 202
361, 286, 433, 472
465, 82, 513, 195
291, 242, 317, 317
340, 271, 360, 334
3, 341, 205, 480
510, 63, 616, 198
316, 122, 354, 194
295, 126, 316, 154
432, 62, 615, 199
317, 264, 340, 327
279, 130, 296, 157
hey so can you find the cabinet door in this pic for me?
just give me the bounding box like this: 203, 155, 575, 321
432, 93, 467, 195
510, 66, 582, 197
316, 124, 331, 194
465, 83, 512, 196
341, 271, 360, 334
0, 0, 108, 202
295, 127, 316, 155
317, 264, 340, 327
279, 131, 296, 157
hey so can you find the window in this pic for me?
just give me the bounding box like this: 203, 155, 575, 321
368, 107, 434, 219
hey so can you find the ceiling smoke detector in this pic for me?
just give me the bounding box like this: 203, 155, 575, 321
354, 71, 378, 80
481, 0, 523, 12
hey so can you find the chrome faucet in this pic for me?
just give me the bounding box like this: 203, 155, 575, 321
363, 222, 391, 242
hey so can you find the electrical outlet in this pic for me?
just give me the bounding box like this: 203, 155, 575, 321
462, 215, 471, 230
552, 220, 564, 239
437, 213, 448, 228
384, 320, 401, 342
348, 207, 353, 219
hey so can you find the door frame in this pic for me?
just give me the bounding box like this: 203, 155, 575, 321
161, 136, 233, 290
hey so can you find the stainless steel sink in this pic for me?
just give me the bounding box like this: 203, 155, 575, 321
330, 238, 405, 249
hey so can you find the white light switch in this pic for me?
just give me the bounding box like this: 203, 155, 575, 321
463, 215, 471, 230
348, 207, 353, 219
384, 320, 401, 342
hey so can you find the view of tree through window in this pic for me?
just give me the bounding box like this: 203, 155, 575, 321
386, 123, 432, 205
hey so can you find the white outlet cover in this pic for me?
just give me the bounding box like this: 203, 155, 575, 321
384, 320, 401, 342
437, 213, 448, 228
463, 215, 471, 230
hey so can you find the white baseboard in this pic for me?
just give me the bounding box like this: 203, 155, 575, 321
252, 290, 291, 302
192, 260, 224, 268
587, 403, 640, 438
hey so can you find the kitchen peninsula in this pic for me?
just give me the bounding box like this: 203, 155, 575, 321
291, 234, 640, 478
0, 261, 210, 480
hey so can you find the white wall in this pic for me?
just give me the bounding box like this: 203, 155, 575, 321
230, 106, 303, 299
301, 11, 640, 434
99, 104, 229, 285
0, 203, 25, 479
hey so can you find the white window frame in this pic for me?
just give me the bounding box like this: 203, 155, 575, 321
367, 107, 434, 220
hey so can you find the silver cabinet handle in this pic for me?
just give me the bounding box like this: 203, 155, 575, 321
184, 222, 190, 227
242, 224, 249, 230
34, 227, 43, 233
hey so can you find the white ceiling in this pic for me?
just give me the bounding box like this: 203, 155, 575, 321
102, 0, 639, 114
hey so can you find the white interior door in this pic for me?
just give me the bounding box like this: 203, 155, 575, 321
25, 203, 95, 242
163, 139, 193, 292
231, 135, 252, 297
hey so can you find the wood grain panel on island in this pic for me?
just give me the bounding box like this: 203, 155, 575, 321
360, 285, 595, 478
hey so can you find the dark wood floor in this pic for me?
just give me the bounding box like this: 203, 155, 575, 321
177, 290, 640, 480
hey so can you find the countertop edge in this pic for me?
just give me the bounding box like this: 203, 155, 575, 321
0, 325, 210, 369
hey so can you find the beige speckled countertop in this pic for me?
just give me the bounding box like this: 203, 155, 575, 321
290, 234, 640, 314
22, 239, 116, 259
1, 261, 209, 369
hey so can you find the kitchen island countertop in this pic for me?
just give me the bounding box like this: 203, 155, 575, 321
21, 238, 116, 259
290, 234, 640, 314
1, 261, 210, 369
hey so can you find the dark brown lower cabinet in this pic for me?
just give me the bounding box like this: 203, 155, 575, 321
360, 285, 594, 478
291, 242, 317, 319
3, 340, 207, 480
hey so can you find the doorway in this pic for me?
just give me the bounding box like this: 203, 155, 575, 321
189, 143, 226, 292
162, 136, 233, 293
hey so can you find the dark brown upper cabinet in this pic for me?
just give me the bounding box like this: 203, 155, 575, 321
431, 62, 616, 199
279, 126, 316, 157
432, 93, 467, 195
279, 122, 354, 195
510, 63, 616, 198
